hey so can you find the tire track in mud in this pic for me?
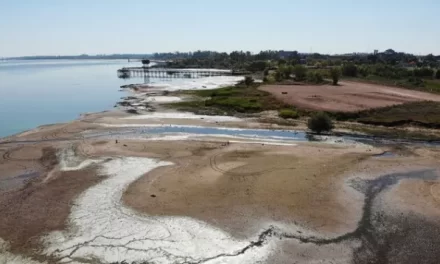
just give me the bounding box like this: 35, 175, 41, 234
0, 148, 8, 164
10, 150, 437, 263
209, 152, 296, 182
0, 145, 35, 173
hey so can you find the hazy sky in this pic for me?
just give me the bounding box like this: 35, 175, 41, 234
1, 0, 439, 57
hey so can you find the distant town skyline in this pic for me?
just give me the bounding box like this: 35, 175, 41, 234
1, 0, 439, 57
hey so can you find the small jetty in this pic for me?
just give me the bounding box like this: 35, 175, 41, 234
117, 67, 249, 79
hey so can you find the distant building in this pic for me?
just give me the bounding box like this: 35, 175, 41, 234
278, 50, 298, 59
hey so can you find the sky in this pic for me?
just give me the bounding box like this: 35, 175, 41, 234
0, 0, 439, 57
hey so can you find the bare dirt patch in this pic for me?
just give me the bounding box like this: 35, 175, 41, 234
260, 81, 440, 112
124, 143, 372, 237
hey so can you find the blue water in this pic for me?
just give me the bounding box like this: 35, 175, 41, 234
0, 59, 136, 137
83, 126, 315, 142
131, 126, 307, 140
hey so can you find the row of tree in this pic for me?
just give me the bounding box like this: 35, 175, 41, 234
341, 63, 440, 79
153, 49, 440, 70
265, 64, 341, 85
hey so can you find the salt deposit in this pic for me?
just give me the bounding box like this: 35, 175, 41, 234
42, 157, 273, 263
57, 147, 104, 171
144, 76, 244, 91
123, 112, 241, 122
142, 96, 182, 103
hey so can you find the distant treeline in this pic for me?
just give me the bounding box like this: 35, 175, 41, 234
152, 49, 440, 70
7, 54, 153, 60
8, 49, 440, 70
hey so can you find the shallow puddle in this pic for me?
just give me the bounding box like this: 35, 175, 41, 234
85, 125, 359, 144
373, 151, 397, 158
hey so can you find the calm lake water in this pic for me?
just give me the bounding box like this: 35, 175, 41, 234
0, 59, 136, 138
0, 60, 243, 138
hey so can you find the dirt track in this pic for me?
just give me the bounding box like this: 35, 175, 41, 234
260, 81, 440, 112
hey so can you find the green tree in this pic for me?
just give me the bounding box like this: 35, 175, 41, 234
306, 72, 324, 84
358, 66, 371, 78
293, 65, 307, 81
279, 65, 293, 79
278, 59, 287, 65
307, 112, 334, 134
274, 71, 283, 82
329, 67, 341, 85
342, 63, 358, 77
246, 61, 268, 72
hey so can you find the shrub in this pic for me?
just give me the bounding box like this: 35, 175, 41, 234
280, 65, 293, 79
247, 61, 268, 72
274, 70, 283, 82
244, 76, 255, 87
407, 76, 425, 87
263, 76, 275, 83
436, 70, 440, 79
358, 66, 370, 78
279, 109, 299, 119
413, 68, 434, 78
293, 65, 307, 81
329, 67, 341, 85
342, 63, 358, 77
306, 72, 324, 84
307, 112, 334, 134
263, 68, 270, 76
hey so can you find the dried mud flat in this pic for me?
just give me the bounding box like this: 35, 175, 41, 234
260, 81, 440, 112
0, 119, 440, 263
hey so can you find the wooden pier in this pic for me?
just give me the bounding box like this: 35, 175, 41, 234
117, 67, 249, 79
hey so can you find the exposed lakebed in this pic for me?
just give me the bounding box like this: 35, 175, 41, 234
85, 125, 359, 145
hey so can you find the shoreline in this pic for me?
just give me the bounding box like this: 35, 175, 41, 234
1, 77, 440, 263
4, 80, 440, 146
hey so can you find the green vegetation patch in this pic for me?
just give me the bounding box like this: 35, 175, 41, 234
278, 109, 299, 119
169, 84, 440, 132
168, 85, 288, 115
333, 101, 440, 128
345, 125, 440, 142
425, 80, 440, 93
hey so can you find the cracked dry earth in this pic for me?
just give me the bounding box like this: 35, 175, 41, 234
1, 124, 440, 263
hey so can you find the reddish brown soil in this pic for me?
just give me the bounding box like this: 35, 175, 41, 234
260, 81, 440, 112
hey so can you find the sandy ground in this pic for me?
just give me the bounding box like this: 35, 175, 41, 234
0, 102, 440, 263
124, 143, 370, 237
260, 81, 440, 112
0, 125, 439, 263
